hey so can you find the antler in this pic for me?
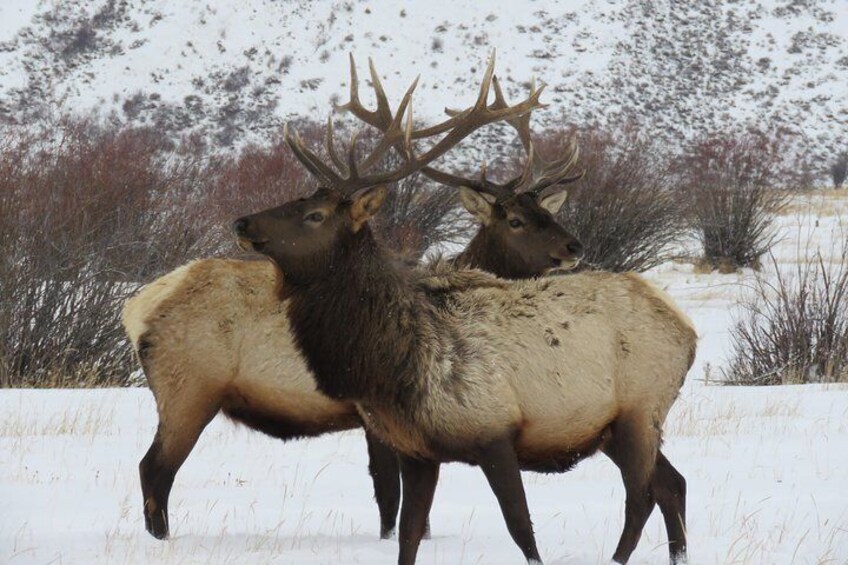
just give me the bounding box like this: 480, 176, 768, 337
449, 76, 584, 198
324, 51, 545, 196
494, 78, 583, 197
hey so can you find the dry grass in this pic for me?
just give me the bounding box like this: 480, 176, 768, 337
723, 239, 848, 386
779, 190, 848, 217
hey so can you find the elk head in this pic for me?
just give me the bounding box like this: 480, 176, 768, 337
457, 182, 582, 277
335, 55, 585, 277
234, 185, 388, 284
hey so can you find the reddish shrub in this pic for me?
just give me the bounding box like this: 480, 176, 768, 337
678, 132, 788, 271
0, 116, 466, 386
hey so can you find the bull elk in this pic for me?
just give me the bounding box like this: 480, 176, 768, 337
233, 54, 696, 565
124, 54, 585, 541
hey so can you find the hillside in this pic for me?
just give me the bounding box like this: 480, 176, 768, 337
0, 0, 846, 175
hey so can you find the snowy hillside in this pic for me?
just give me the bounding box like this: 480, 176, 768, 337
0, 0, 846, 168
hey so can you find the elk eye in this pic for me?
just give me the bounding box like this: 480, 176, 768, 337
508, 218, 524, 229
304, 211, 325, 224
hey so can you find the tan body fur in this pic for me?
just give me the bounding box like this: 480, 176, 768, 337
356, 265, 696, 470
125, 258, 695, 470
123, 259, 359, 476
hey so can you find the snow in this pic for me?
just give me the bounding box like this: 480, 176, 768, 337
1, 384, 846, 564
2, 193, 848, 564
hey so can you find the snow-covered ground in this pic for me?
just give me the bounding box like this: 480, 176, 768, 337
2, 194, 848, 564
1, 383, 847, 564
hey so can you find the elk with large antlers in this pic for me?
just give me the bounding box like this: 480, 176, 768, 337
234, 54, 695, 565
124, 54, 585, 542
336, 60, 691, 562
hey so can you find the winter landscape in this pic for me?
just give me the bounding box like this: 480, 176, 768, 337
1, 1, 847, 564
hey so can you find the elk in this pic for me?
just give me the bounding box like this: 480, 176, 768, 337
124, 54, 585, 541
233, 56, 696, 565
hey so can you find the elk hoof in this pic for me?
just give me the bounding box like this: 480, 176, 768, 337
146, 514, 169, 540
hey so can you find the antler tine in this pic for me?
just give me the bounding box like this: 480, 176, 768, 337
336, 54, 428, 139
355, 74, 419, 173
473, 50, 496, 111
404, 98, 414, 151
502, 140, 536, 192
527, 136, 585, 196
368, 57, 394, 128
346, 131, 360, 181
492, 75, 536, 151
489, 78, 583, 195
325, 117, 349, 176
334, 54, 374, 126
285, 124, 343, 187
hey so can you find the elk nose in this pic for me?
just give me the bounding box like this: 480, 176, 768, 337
567, 240, 584, 259
233, 218, 249, 235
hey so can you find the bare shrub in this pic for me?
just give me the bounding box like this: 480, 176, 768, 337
0, 119, 210, 387
724, 243, 848, 385
680, 133, 788, 272
832, 151, 848, 189
520, 125, 685, 272
369, 152, 467, 259
0, 117, 467, 387
201, 134, 315, 253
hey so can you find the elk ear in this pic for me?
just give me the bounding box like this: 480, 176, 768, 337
537, 185, 569, 215
458, 186, 497, 226
350, 185, 387, 231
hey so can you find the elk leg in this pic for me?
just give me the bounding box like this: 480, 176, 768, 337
139, 400, 219, 539
397, 455, 439, 565
603, 417, 659, 564
652, 451, 687, 564
365, 431, 401, 539
477, 437, 542, 564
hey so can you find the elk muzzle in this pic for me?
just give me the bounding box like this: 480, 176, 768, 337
549, 239, 584, 272
232, 216, 269, 252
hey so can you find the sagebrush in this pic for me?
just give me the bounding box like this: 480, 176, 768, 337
724, 242, 848, 385
680, 133, 787, 272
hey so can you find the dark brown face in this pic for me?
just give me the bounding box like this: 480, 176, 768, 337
232, 186, 387, 282
459, 186, 583, 275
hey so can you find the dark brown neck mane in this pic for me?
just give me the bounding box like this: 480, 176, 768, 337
283, 226, 433, 406
455, 228, 535, 280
